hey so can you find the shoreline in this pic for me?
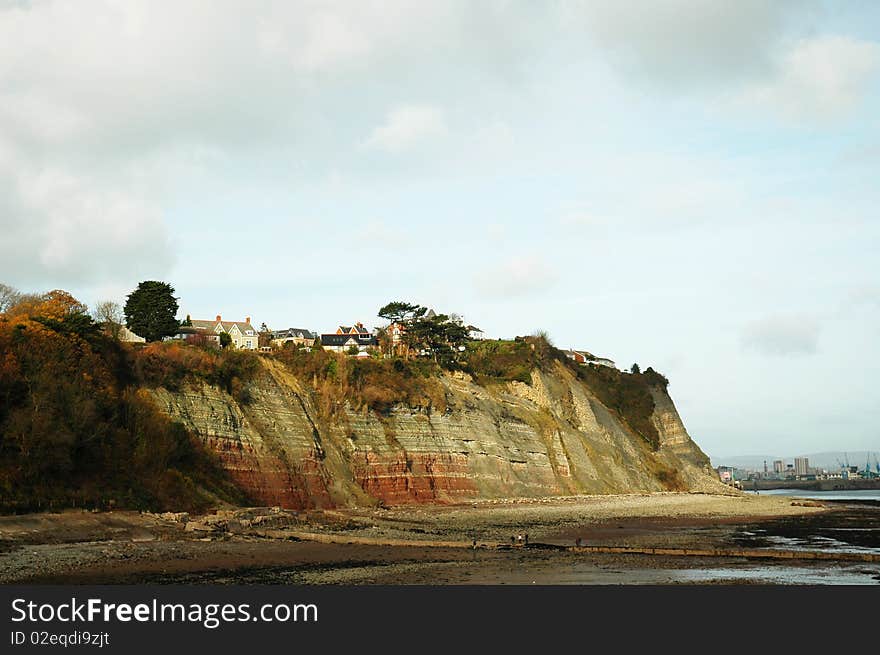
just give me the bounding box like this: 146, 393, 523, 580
3, 492, 877, 585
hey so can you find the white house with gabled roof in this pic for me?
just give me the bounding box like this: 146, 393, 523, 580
188, 314, 259, 350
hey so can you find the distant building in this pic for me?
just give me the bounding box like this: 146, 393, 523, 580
794, 457, 809, 477
270, 328, 316, 349
773, 460, 785, 474
320, 322, 378, 353
562, 349, 616, 369
186, 315, 259, 350
716, 466, 733, 483
467, 325, 485, 340
117, 325, 145, 343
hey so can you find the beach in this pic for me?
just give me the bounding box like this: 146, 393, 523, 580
2, 492, 878, 585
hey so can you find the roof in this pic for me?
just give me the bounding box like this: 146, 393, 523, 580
563, 349, 614, 361
271, 328, 316, 339
321, 334, 378, 347
189, 319, 256, 334
337, 324, 369, 335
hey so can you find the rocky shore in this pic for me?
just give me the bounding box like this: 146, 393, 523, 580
9, 492, 877, 585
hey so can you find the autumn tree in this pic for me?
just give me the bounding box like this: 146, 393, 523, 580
124, 281, 180, 342
92, 300, 125, 340
0, 283, 21, 314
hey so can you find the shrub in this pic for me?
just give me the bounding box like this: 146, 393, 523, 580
573, 363, 661, 450
274, 348, 446, 416
0, 309, 248, 513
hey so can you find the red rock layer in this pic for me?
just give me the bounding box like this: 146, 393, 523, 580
352, 451, 478, 505
202, 434, 332, 509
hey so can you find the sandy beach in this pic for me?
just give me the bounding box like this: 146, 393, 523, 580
2, 492, 878, 585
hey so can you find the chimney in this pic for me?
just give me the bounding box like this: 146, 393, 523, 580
246, 316, 251, 324
216, 314, 222, 322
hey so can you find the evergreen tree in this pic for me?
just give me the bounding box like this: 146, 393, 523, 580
124, 281, 180, 342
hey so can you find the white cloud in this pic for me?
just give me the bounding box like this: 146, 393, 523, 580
569, 0, 807, 87
741, 314, 820, 356
0, 153, 173, 288
847, 285, 880, 310
362, 105, 448, 153
738, 35, 880, 122
474, 255, 557, 299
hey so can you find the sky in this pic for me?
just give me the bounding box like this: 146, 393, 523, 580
1, 1, 878, 461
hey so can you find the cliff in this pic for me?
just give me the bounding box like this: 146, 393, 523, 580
150, 357, 725, 509
0, 292, 725, 514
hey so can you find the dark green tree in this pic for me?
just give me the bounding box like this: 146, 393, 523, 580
405, 313, 468, 363
630, 363, 641, 374
219, 332, 232, 349
124, 281, 180, 342
378, 301, 426, 324
378, 301, 428, 357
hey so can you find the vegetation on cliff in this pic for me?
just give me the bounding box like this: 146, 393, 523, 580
0, 285, 686, 513
572, 363, 668, 450
275, 346, 447, 416
0, 292, 249, 513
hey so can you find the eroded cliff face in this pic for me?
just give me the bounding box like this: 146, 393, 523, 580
150, 360, 725, 509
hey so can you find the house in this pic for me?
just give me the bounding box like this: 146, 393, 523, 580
321, 322, 378, 353
563, 349, 616, 369
335, 322, 371, 337
270, 328, 316, 349
103, 324, 145, 343
186, 315, 259, 350
387, 322, 406, 344
466, 325, 484, 340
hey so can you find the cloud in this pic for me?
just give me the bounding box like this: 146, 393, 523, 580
738, 35, 880, 122
0, 152, 174, 288
570, 0, 807, 88
362, 105, 448, 153
847, 285, 880, 309
740, 314, 820, 356
474, 255, 557, 299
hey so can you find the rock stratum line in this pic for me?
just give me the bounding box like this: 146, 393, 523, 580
151, 359, 728, 509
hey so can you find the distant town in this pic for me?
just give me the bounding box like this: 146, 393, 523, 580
716, 454, 880, 490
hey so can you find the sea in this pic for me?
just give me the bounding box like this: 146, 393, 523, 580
754, 488, 880, 502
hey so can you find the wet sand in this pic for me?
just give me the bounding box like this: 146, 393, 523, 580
2, 493, 878, 585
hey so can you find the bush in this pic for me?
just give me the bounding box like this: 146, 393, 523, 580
131, 342, 259, 400
274, 347, 446, 416
0, 309, 248, 513
573, 363, 661, 450
458, 335, 563, 385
